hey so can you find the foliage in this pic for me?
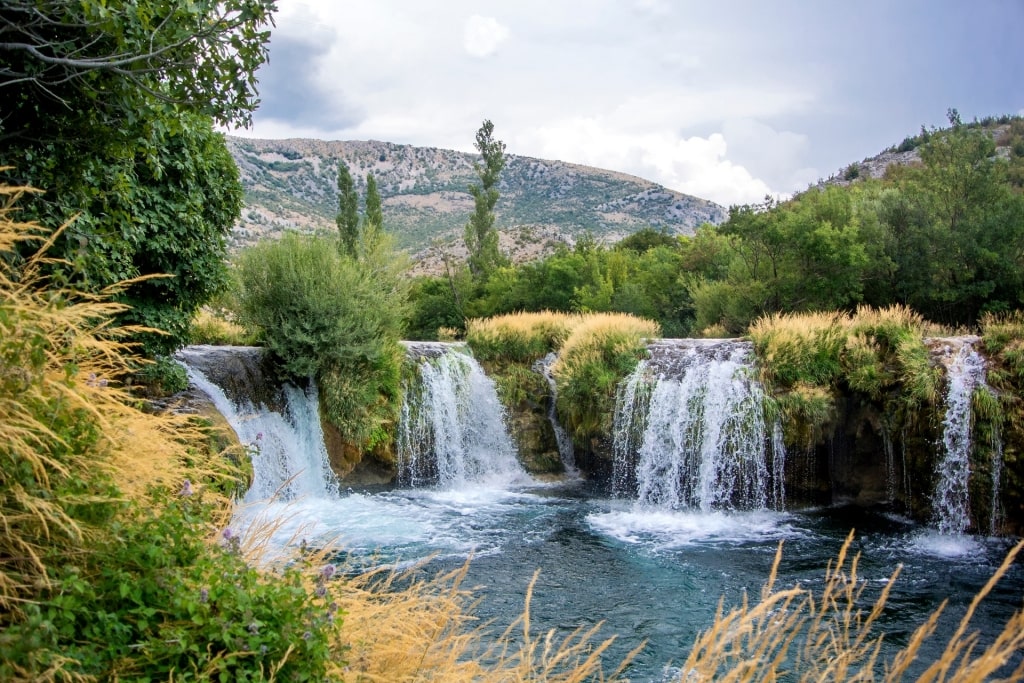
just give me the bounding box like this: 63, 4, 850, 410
234, 232, 406, 448
466, 311, 578, 363
336, 161, 359, 257
189, 308, 255, 346
365, 172, 384, 229
464, 119, 509, 278
0, 0, 275, 132
1, 1, 274, 358
552, 313, 660, 440
750, 307, 941, 449
2, 492, 340, 681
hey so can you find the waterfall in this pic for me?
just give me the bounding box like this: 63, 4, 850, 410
533, 352, 577, 474
179, 351, 339, 503
931, 341, 987, 535
612, 339, 784, 512
396, 345, 527, 488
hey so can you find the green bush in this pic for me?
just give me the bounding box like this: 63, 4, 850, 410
1, 492, 340, 681
235, 233, 406, 448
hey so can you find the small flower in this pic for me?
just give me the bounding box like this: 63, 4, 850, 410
327, 602, 338, 615
248, 622, 260, 635
222, 527, 235, 541
302, 631, 313, 641
255, 432, 263, 441
320, 563, 337, 581
199, 587, 209, 603
178, 479, 194, 497
315, 585, 327, 598
260, 644, 268, 656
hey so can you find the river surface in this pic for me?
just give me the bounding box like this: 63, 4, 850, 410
236, 476, 1023, 681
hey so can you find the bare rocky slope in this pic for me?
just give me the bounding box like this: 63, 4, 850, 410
227, 136, 726, 271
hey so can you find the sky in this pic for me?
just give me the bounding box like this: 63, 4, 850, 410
235, 0, 1024, 207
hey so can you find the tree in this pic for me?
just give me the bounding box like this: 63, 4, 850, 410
464, 119, 508, 278
365, 172, 383, 229
337, 161, 359, 257
0, 0, 275, 138
0, 1, 275, 358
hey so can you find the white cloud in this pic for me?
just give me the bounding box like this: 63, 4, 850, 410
464, 15, 509, 58
516, 118, 776, 207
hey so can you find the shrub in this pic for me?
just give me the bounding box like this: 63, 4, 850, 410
189, 308, 255, 346
234, 233, 405, 447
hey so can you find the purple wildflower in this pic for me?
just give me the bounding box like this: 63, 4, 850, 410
222, 527, 235, 541
199, 587, 209, 603
320, 563, 337, 581
178, 479, 194, 497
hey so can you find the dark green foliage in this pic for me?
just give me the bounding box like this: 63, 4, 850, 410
1, 493, 338, 681
0, 1, 274, 357
464, 120, 509, 278
337, 162, 360, 257
235, 233, 405, 447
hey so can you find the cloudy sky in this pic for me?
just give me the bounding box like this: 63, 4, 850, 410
237, 0, 1024, 207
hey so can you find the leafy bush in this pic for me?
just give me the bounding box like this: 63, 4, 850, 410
235, 232, 406, 447
2, 492, 340, 681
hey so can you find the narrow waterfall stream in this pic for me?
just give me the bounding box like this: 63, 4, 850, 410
611, 339, 784, 512
179, 343, 1022, 682
930, 340, 995, 536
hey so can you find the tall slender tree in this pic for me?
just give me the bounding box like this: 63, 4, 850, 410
336, 161, 359, 257
365, 173, 384, 229
464, 119, 508, 278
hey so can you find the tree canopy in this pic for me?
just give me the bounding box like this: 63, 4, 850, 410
0, 0, 276, 358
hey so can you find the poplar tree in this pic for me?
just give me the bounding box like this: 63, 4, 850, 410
337, 161, 359, 257
464, 119, 508, 278
365, 173, 384, 229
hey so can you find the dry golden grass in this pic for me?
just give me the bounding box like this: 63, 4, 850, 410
0, 183, 238, 618
677, 532, 1024, 683
189, 307, 252, 346
552, 313, 660, 376
466, 311, 582, 362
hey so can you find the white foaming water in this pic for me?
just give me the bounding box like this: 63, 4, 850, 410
396, 349, 530, 489
612, 340, 784, 512
588, 506, 798, 550
183, 363, 339, 503
907, 530, 985, 559
932, 342, 987, 535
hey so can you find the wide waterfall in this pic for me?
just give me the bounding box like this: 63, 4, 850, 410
397, 343, 528, 488
178, 348, 339, 503
931, 340, 990, 535
612, 339, 784, 512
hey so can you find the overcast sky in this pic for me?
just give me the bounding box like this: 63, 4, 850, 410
235, 0, 1024, 207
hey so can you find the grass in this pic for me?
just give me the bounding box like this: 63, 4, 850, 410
466, 311, 580, 363
189, 307, 255, 346
748, 306, 945, 449
551, 313, 660, 439
679, 532, 1024, 682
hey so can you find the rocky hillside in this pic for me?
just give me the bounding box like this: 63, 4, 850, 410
227, 136, 726, 268
820, 116, 1023, 187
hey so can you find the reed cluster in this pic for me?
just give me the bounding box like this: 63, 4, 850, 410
466, 311, 580, 363
679, 532, 1024, 682
749, 306, 943, 449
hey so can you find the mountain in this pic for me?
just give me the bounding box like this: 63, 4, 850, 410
226, 136, 726, 270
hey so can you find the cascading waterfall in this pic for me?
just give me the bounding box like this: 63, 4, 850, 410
612, 339, 785, 512
181, 360, 339, 503
931, 341, 988, 535
396, 345, 526, 488
533, 352, 577, 474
